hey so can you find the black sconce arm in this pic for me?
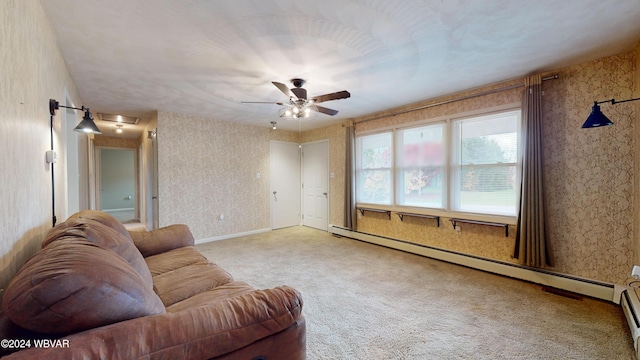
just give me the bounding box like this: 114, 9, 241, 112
595, 97, 640, 106
49, 99, 89, 115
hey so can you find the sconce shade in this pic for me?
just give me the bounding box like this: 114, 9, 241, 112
581, 102, 613, 128
74, 110, 102, 134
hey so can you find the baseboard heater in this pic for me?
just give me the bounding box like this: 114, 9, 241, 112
329, 225, 617, 302
621, 286, 640, 358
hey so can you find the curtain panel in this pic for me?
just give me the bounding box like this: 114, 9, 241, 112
344, 124, 357, 230
514, 74, 552, 267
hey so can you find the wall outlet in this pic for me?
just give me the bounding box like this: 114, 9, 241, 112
219, 213, 225, 222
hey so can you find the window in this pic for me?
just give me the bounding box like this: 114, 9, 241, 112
451, 110, 520, 216
356, 132, 392, 205
396, 123, 445, 208
356, 107, 521, 218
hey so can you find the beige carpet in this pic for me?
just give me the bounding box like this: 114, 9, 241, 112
196, 226, 635, 359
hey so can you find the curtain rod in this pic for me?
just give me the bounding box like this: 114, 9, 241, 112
353, 74, 559, 126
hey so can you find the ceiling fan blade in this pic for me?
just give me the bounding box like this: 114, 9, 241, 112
313, 105, 339, 116
272, 81, 294, 98
241, 101, 285, 105
311, 90, 350, 104
291, 87, 307, 100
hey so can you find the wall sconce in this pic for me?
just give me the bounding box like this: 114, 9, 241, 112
49, 99, 102, 134
115, 124, 123, 134
582, 97, 640, 128
271, 121, 277, 130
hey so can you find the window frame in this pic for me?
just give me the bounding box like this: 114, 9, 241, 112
355, 130, 394, 205
395, 121, 447, 210
355, 103, 521, 224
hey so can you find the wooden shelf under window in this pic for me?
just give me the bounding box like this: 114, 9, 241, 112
449, 218, 509, 237
396, 212, 440, 227
357, 207, 391, 219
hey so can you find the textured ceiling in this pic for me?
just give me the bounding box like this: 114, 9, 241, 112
41, 0, 640, 134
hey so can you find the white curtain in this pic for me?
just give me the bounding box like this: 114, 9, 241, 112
514, 74, 551, 267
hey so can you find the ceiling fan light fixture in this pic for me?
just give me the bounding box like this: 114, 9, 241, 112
244, 79, 349, 119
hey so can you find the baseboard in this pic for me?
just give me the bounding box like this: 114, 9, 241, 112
329, 225, 615, 302
195, 228, 271, 245
621, 288, 640, 358
102, 207, 135, 213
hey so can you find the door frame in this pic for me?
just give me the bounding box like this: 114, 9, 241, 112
93, 145, 139, 221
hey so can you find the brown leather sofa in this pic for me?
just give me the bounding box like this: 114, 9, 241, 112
0, 210, 305, 359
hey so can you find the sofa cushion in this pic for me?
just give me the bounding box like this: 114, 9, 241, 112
68, 209, 131, 240
153, 262, 234, 307
41, 217, 154, 287
2, 239, 165, 334
166, 281, 255, 313
145, 246, 209, 276
129, 224, 195, 257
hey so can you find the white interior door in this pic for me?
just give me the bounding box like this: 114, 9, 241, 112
270, 141, 301, 229
302, 141, 329, 231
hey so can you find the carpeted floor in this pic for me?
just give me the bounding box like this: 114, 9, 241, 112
196, 226, 635, 359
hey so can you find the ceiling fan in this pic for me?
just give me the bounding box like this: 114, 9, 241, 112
242, 79, 350, 118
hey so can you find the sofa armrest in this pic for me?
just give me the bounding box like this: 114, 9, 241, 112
1, 286, 303, 360
129, 224, 194, 257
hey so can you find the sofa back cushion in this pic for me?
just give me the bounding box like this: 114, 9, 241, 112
42, 217, 153, 286
68, 210, 131, 240
1, 239, 165, 334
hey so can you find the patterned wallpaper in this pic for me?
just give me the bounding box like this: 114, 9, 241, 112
157, 111, 299, 240
351, 50, 638, 284
542, 51, 636, 283
0, 0, 82, 290
635, 43, 640, 266
93, 135, 140, 149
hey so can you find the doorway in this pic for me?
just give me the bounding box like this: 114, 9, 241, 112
269, 140, 329, 231
95, 147, 138, 223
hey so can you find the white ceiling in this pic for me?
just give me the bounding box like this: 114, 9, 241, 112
41, 0, 640, 135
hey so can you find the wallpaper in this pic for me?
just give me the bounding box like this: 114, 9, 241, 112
157, 111, 299, 240
542, 51, 636, 283
352, 51, 638, 284
635, 43, 640, 266
0, 0, 82, 291
93, 135, 140, 149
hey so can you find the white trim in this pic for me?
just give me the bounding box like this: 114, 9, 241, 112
195, 228, 272, 245
329, 225, 616, 302
103, 207, 135, 213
